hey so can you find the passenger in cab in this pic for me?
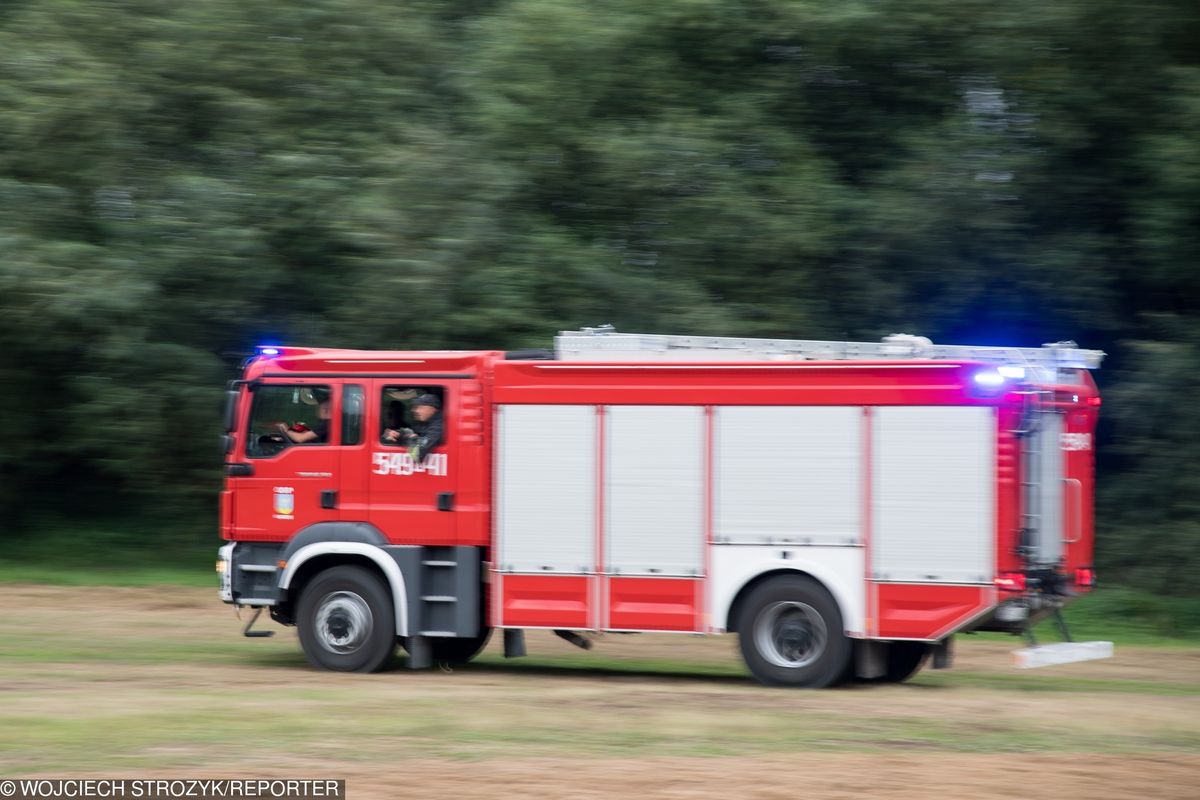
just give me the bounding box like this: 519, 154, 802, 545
383, 394, 443, 460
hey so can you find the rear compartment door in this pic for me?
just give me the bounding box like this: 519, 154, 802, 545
1060, 408, 1096, 574
1030, 407, 1095, 573
869, 405, 997, 639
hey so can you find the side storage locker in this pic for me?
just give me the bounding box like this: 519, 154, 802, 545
604, 406, 705, 631
714, 406, 862, 546
870, 406, 996, 639
495, 405, 596, 628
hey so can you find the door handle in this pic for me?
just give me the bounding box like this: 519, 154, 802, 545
320, 490, 338, 510
225, 463, 254, 477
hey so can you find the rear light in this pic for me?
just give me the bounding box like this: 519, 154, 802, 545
1075, 567, 1096, 587
994, 572, 1027, 592
1087, 396, 1102, 407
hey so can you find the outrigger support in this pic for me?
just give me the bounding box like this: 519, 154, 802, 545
1050, 605, 1073, 642
1013, 603, 1113, 669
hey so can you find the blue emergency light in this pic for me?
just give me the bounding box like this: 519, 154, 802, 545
973, 369, 1005, 387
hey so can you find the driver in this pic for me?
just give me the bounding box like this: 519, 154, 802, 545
278, 397, 331, 444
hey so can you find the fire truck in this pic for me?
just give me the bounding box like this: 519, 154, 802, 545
216, 328, 1111, 687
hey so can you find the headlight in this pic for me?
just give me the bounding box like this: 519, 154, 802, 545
217, 543, 235, 603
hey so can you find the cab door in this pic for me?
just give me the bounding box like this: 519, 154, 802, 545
233, 380, 341, 542
366, 380, 457, 545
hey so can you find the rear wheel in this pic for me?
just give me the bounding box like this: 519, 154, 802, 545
879, 641, 929, 683
398, 629, 493, 664
431, 629, 493, 664
737, 575, 851, 688
297, 566, 396, 673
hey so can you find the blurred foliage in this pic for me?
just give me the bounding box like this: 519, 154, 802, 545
1, 0, 1197, 594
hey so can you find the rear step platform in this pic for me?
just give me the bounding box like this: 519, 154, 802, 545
1013, 641, 1114, 669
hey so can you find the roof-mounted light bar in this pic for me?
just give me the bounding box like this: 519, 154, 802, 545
252, 345, 318, 360
555, 329, 1105, 369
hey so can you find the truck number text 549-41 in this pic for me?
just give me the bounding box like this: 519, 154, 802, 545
371, 452, 448, 477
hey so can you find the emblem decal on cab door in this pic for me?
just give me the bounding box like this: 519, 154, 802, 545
273, 486, 296, 518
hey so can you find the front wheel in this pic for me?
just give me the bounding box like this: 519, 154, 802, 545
297, 566, 396, 673
737, 575, 851, 688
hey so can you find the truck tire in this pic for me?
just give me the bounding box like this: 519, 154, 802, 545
398, 629, 493, 664
297, 565, 396, 673
431, 629, 493, 664
879, 641, 929, 683
852, 641, 930, 683
737, 574, 851, 688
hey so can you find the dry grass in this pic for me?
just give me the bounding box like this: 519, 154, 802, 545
1, 585, 1198, 798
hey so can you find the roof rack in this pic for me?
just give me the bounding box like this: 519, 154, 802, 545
554, 326, 1104, 370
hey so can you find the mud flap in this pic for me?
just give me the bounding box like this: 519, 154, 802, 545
1013, 641, 1113, 668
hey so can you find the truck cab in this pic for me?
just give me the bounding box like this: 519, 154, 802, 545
218, 347, 495, 671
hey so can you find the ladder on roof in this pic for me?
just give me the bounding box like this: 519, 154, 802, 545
554, 326, 1105, 370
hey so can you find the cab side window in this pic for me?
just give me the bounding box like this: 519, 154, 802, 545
342, 385, 364, 446
380, 386, 446, 460
245, 385, 332, 458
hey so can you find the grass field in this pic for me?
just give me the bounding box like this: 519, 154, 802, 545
5, 519, 1197, 641
1, 582, 1198, 798
3, 549, 1195, 645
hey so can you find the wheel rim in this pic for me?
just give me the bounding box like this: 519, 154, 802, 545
755, 601, 827, 669
315, 591, 374, 655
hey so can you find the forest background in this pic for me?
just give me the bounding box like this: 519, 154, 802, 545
1, 0, 1196, 607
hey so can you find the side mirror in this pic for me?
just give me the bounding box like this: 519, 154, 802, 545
223, 389, 240, 432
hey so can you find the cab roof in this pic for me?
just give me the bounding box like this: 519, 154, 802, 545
243, 347, 498, 379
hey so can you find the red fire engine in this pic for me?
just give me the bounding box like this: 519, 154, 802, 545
217, 328, 1110, 687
